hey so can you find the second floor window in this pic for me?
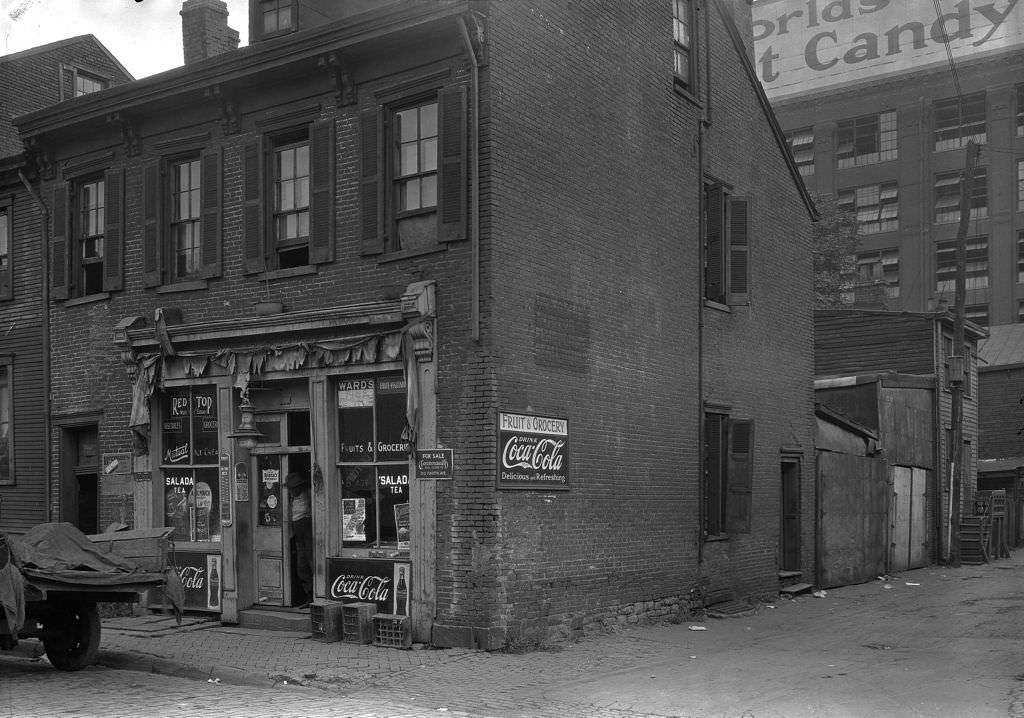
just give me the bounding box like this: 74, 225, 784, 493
934, 92, 986, 151
784, 128, 814, 177
936, 237, 988, 292
1018, 159, 1024, 212
836, 111, 897, 168
172, 159, 202, 281
934, 167, 987, 224
1016, 231, 1024, 283
393, 101, 438, 252
837, 182, 898, 235
273, 138, 310, 269
1017, 84, 1024, 138
76, 177, 105, 296
0, 362, 9, 485
673, 0, 695, 90
703, 182, 750, 306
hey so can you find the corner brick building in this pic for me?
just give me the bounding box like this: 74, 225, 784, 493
12, 0, 815, 648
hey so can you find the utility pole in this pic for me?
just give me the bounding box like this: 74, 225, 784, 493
948, 139, 979, 567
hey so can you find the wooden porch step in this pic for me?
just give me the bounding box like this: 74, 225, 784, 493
779, 582, 813, 596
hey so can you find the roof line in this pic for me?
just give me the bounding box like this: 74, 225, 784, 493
715, 1, 818, 222
0, 34, 134, 81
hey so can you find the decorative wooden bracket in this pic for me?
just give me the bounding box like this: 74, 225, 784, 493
107, 112, 140, 157
23, 137, 54, 180
319, 53, 356, 107
462, 12, 487, 65
205, 85, 240, 135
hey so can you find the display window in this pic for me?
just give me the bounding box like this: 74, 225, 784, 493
337, 375, 410, 552
161, 386, 221, 542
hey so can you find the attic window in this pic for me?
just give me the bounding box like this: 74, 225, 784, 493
261, 0, 294, 35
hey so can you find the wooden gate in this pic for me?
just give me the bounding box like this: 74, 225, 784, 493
817, 452, 889, 588
890, 466, 929, 572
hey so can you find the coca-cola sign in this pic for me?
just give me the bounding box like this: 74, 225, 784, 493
497, 412, 569, 490
326, 558, 410, 614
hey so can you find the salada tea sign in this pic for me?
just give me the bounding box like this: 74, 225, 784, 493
497, 412, 569, 490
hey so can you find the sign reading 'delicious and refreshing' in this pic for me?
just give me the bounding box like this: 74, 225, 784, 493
497, 412, 569, 490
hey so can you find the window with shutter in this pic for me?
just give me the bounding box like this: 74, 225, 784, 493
364, 87, 467, 255
75, 175, 106, 296
703, 181, 751, 306
703, 412, 727, 537
704, 413, 754, 538
0, 198, 11, 301
725, 420, 753, 534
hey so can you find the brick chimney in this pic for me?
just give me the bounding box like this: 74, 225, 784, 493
181, 0, 240, 66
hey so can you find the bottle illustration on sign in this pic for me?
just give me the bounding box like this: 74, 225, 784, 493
209, 562, 220, 609
395, 566, 408, 616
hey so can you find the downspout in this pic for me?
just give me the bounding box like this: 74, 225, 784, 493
18, 169, 51, 522
696, 0, 711, 566
457, 15, 481, 342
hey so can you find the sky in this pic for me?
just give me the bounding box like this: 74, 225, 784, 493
0, 0, 249, 79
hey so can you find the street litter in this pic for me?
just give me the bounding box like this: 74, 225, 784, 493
812, 590, 827, 598
906, 582, 920, 586
688, 625, 708, 631
883, 584, 893, 589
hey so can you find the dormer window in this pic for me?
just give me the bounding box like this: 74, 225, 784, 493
261, 0, 293, 35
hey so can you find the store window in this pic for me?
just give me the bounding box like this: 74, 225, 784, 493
161, 386, 220, 542
336, 375, 410, 552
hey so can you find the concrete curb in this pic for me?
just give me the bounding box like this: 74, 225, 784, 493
94, 649, 277, 688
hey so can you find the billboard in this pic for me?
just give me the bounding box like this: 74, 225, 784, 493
752, 0, 1024, 99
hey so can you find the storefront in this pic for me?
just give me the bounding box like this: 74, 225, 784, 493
116, 282, 436, 635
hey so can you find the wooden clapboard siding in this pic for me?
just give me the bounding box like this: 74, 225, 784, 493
815, 311, 936, 377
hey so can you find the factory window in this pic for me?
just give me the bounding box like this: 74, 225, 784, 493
936, 237, 988, 293
704, 413, 753, 537
836, 111, 897, 168
934, 92, 986, 151
934, 167, 987, 224
837, 182, 898, 234
856, 248, 899, 298
784, 128, 814, 177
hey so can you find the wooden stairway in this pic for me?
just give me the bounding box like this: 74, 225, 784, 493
959, 515, 992, 565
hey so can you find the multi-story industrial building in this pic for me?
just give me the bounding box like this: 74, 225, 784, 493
11, 0, 815, 648
754, 0, 1024, 326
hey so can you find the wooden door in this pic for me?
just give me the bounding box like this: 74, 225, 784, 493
780, 460, 801, 571
818, 452, 888, 588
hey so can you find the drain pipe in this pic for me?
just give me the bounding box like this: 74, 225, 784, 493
19, 168, 52, 522
457, 14, 481, 342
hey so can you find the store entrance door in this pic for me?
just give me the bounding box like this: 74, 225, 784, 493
254, 452, 312, 606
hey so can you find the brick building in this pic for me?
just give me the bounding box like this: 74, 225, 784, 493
0, 37, 132, 533
13, 0, 815, 648
754, 0, 1024, 326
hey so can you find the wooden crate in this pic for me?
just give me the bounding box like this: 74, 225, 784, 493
87, 527, 174, 572
342, 602, 376, 644
373, 614, 411, 649
311, 602, 345, 643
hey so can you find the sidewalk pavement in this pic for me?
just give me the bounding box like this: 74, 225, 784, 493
8, 549, 1024, 718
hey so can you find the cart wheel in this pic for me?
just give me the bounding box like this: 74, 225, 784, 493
43, 603, 101, 671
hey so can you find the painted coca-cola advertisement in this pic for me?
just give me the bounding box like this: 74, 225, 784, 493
497, 412, 569, 490
327, 558, 410, 615
156, 551, 222, 612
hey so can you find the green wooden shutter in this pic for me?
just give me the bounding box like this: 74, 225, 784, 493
243, 137, 265, 274
142, 162, 162, 287
51, 183, 69, 300
727, 196, 750, 306
102, 168, 124, 292
725, 419, 754, 534
438, 86, 467, 243
359, 109, 383, 255
705, 185, 725, 303
199, 148, 222, 278
309, 119, 335, 264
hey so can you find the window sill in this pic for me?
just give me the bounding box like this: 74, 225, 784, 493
65, 292, 110, 307
704, 299, 731, 313
157, 279, 209, 294
256, 265, 318, 281
673, 77, 702, 109
377, 245, 447, 264
704, 534, 729, 543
